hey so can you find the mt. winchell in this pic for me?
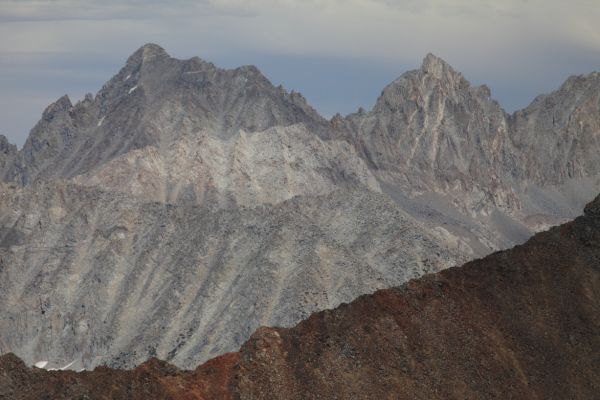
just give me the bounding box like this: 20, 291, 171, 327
0, 44, 598, 370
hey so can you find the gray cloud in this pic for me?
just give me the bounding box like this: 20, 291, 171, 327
0, 0, 256, 22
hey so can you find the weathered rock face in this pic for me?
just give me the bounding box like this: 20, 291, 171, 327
1, 195, 598, 399
3, 44, 327, 185
0, 181, 462, 369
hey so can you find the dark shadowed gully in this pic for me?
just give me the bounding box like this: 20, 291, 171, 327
2, 194, 598, 399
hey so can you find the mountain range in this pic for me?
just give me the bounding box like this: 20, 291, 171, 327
0, 43, 598, 370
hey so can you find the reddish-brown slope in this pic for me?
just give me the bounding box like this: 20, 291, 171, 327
0, 352, 237, 400
1, 196, 599, 399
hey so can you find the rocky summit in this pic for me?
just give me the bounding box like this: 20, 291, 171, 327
1, 193, 598, 399
0, 44, 598, 371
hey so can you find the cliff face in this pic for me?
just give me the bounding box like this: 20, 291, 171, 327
1, 195, 598, 399
71, 124, 381, 207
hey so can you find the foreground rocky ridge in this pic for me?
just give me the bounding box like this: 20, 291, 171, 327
0, 44, 598, 369
1, 194, 599, 399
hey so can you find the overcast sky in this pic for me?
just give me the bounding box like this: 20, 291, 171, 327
1, 0, 599, 147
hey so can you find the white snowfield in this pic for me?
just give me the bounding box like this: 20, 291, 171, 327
34, 361, 48, 369
128, 85, 137, 94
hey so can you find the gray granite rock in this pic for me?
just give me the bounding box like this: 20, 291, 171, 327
0, 182, 463, 369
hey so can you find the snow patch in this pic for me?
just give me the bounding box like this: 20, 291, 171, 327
97, 116, 105, 127
34, 361, 48, 369
124, 74, 131, 81
128, 85, 138, 94
60, 360, 76, 370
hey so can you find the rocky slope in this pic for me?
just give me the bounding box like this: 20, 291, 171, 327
72, 124, 381, 207
0, 181, 462, 369
1, 194, 598, 399
0, 44, 598, 371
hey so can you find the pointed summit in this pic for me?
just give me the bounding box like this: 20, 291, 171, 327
42, 94, 72, 120
420, 53, 454, 79
126, 43, 170, 66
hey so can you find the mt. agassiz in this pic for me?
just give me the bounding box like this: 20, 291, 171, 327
0, 44, 598, 369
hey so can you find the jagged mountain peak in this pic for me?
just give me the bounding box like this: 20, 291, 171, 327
42, 94, 72, 119
374, 53, 472, 113
420, 52, 456, 78
4, 44, 328, 185
126, 43, 170, 65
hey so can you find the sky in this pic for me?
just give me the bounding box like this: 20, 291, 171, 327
0, 0, 599, 147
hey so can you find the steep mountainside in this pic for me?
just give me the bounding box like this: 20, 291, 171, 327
0, 181, 462, 369
1, 194, 598, 399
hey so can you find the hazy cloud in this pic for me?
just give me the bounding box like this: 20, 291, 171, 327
0, 0, 257, 22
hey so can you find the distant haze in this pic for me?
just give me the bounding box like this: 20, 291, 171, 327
1, 0, 599, 147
